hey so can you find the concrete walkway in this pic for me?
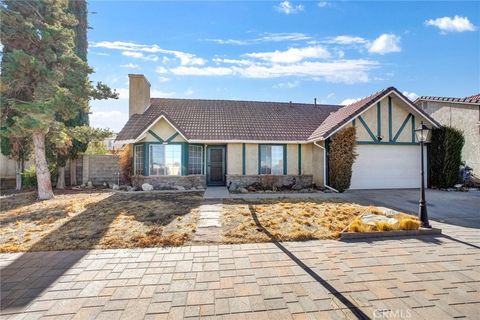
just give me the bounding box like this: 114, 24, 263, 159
203, 187, 229, 200
193, 200, 223, 243
1, 221, 479, 319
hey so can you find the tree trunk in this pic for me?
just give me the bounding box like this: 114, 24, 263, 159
15, 159, 22, 191
32, 132, 54, 199
56, 166, 65, 189
70, 159, 77, 186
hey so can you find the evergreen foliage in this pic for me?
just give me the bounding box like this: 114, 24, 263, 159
328, 127, 358, 192
429, 126, 465, 188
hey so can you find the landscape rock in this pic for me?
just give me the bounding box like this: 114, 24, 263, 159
142, 183, 154, 191
111, 184, 120, 190
228, 181, 239, 192
238, 187, 248, 193
175, 186, 186, 191
85, 181, 93, 189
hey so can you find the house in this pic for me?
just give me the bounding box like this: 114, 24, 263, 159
415, 94, 480, 174
116, 74, 439, 190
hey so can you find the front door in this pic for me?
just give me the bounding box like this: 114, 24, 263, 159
207, 146, 226, 186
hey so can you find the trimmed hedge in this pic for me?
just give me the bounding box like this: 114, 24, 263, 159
328, 126, 358, 192
429, 126, 464, 188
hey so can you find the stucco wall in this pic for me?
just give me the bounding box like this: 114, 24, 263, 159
354, 95, 433, 143
245, 143, 258, 175
140, 118, 186, 143
286, 144, 298, 175
311, 141, 324, 186
420, 101, 480, 173
227, 143, 242, 175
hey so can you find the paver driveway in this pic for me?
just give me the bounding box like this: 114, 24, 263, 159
1, 220, 479, 319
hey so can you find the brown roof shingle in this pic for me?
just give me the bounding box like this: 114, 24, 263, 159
116, 98, 341, 142
415, 94, 480, 104
308, 87, 440, 141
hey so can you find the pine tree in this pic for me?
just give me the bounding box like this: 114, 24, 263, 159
1, 0, 91, 199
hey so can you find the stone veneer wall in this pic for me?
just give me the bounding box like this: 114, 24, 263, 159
226, 174, 313, 190
132, 175, 206, 190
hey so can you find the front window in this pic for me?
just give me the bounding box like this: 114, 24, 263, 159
259, 145, 284, 175
149, 144, 182, 176
134, 144, 144, 175
188, 145, 203, 175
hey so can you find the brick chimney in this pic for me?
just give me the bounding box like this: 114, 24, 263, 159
129, 74, 151, 117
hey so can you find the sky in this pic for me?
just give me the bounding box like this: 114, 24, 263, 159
87, 1, 480, 132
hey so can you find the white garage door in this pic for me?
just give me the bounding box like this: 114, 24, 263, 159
350, 144, 427, 189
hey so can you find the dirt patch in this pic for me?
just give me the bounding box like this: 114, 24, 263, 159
0, 190, 202, 252
222, 198, 370, 243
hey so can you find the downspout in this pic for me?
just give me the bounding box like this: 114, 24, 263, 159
313, 141, 339, 193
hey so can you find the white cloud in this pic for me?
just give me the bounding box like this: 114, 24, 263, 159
245, 45, 331, 63
212, 58, 253, 66
120, 63, 139, 69
425, 15, 477, 33
158, 76, 170, 82
155, 66, 168, 74
317, 2, 331, 8
170, 66, 234, 76
367, 34, 401, 55
168, 59, 378, 84
92, 41, 205, 65
275, 1, 304, 14
90, 110, 129, 132
274, 80, 300, 88
151, 89, 176, 97
184, 89, 195, 96
402, 91, 419, 101
208, 39, 250, 45
122, 51, 159, 61
340, 97, 362, 105
259, 32, 311, 42
207, 32, 311, 46
327, 35, 368, 45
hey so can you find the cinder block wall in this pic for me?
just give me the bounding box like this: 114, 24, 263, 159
81, 155, 122, 186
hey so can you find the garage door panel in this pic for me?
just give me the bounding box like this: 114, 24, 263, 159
350, 145, 426, 189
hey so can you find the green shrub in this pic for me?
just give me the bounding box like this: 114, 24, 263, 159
429, 126, 464, 188
22, 165, 37, 187
22, 164, 58, 187
328, 126, 358, 192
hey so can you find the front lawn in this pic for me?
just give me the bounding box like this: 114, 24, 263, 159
222, 199, 371, 243
0, 190, 202, 252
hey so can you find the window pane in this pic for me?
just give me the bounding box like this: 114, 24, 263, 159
165, 145, 181, 176
150, 145, 165, 175
271, 146, 283, 175
188, 145, 203, 175
134, 145, 144, 175
260, 145, 283, 175
149, 145, 182, 176
260, 145, 271, 174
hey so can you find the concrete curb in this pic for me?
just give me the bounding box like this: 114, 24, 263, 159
340, 227, 442, 240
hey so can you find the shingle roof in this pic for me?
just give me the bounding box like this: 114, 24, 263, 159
415, 94, 480, 104
308, 88, 390, 141
116, 98, 341, 142
308, 87, 440, 141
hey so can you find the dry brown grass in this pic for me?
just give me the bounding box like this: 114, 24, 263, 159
0, 190, 202, 253
346, 212, 420, 233
398, 217, 421, 230
222, 199, 368, 243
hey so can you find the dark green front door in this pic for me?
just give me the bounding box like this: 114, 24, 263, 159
207, 146, 226, 186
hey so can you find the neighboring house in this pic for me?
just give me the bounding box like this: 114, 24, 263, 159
116, 74, 439, 190
415, 94, 480, 174
103, 133, 118, 152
